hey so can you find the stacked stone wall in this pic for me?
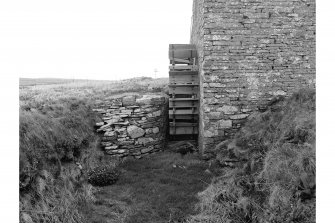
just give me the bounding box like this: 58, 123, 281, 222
93, 94, 168, 159
191, 0, 316, 155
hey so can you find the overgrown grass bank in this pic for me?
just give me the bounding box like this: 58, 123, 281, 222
19, 96, 101, 223
19, 77, 168, 223
188, 88, 316, 223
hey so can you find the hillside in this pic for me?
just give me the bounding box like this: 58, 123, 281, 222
19, 77, 169, 222
188, 88, 316, 223
19, 79, 315, 223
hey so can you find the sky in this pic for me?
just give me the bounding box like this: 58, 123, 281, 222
0, 0, 193, 80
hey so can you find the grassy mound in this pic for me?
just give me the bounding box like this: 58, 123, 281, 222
188, 88, 315, 223
19, 78, 169, 223
19, 97, 100, 223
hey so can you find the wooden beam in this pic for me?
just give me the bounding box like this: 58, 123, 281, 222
169, 65, 198, 70
169, 126, 198, 135
169, 109, 198, 115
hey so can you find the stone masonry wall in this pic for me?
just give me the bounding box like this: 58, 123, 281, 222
93, 94, 168, 159
191, 0, 316, 155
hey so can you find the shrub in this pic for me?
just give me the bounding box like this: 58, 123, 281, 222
87, 165, 121, 186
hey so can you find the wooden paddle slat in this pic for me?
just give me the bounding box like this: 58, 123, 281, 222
170, 122, 197, 127
169, 126, 198, 135
169, 71, 198, 76
169, 100, 198, 108
169, 86, 199, 95
169, 109, 198, 115
169, 65, 198, 70
169, 98, 199, 101
169, 114, 199, 120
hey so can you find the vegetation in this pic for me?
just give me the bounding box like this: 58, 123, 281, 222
81, 152, 220, 223
20, 78, 315, 223
19, 77, 168, 223
188, 88, 316, 223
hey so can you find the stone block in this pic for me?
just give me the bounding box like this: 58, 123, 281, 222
127, 125, 145, 139
137, 137, 152, 145
203, 127, 218, 138
104, 131, 116, 137
218, 120, 233, 129
152, 127, 160, 134
141, 146, 154, 154
153, 110, 161, 117
230, 114, 249, 120
105, 145, 118, 150
217, 105, 238, 114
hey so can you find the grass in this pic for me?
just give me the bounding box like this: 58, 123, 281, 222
81, 152, 221, 223
188, 88, 316, 223
20, 78, 315, 223
19, 77, 168, 222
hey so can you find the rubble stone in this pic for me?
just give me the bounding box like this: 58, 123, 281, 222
93, 94, 168, 158
127, 125, 145, 139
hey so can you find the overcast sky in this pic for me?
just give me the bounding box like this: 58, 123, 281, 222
0, 0, 193, 80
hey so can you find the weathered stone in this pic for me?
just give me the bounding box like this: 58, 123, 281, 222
127, 125, 145, 139
121, 109, 133, 114
101, 136, 117, 142
209, 83, 226, 88
92, 108, 105, 113
137, 137, 152, 145
95, 122, 104, 127
116, 149, 127, 154
207, 112, 221, 119
105, 145, 118, 150
141, 122, 155, 128
104, 131, 116, 137
153, 110, 161, 117
141, 146, 154, 153
101, 142, 112, 147
136, 95, 166, 105
145, 128, 153, 134
127, 105, 140, 109
230, 114, 249, 120
115, 127, 126, 133
203, 127, 218, 138
114, 121, 130, 126
105, 118, 120, 124
218, 120, 232, 129
97, 122, 113, 131
217, 105, 238, 114
271, 90, 287, 96
152, 127, 159, 134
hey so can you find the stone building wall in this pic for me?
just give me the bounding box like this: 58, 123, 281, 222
191, 0, 316, 155
93, 94, 168, 159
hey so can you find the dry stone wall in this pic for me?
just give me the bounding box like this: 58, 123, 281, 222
93, 94, 168, 159
191, 0, 316, 155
